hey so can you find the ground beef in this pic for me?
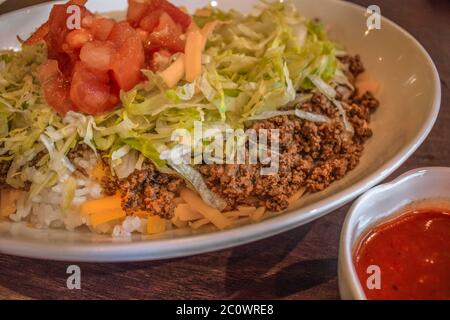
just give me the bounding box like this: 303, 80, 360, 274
0, 151, 46, 190
338, 54, 365, 83
344, 92, 380, 144
102, 162, 184, 219
198, 88, 379, 212
0, 160, 11, 186
67, 143, 91, 161
97, 56, 379, 214
102, 174, 119, 196
67, 143, 93, 176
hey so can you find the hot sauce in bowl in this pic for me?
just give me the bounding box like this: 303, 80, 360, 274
353, 208, 450, 300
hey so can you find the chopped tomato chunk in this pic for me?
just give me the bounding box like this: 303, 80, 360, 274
43, 1, 92, 76
80, 40, 116, 72
154, 0, 191, 31
108, 21, 138, 47
70, 62, 118, 115
37, 60, 75, 114
108, 22, 145, 91
65, 28, 93, 49
146, 12, 185, 54
90, 17, 116, 41
31, 0, 191, 115
139, 9, 163, 33
146, 0, 191, 31
127, 0, 191, 31
127, 0, 149, 27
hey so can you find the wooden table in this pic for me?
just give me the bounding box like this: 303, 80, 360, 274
0, 0, 448, 300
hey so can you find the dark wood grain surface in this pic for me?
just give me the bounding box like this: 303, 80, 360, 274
0, 0, 448, 300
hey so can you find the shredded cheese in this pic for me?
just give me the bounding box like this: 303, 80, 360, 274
80, 194, 122, 216
251, 207, 266, 221
90, 208, 125, 227
184, 28, 203, 82
200, 21, 219, 50
287, 187, 306, 208
172, 215, 188, 228
190, 218, 211, 230
180, 188, 232, 230
356, 72, 380, 96
160, 53, 186, 88
133, 210, 149, 218
0, 189, 22, 217
147, 215, 166, 234
237, 206, 257, 215
223, 210, 246, 219
172, 197, 184, 206
175, 203, 203, 221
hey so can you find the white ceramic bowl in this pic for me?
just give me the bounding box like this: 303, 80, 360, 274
339, 167, 450, 300
0, 0, 441, 261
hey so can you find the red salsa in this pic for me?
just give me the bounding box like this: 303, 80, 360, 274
354, 209, 450, 300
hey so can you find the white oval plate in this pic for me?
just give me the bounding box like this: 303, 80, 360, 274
0, 0, 441, 261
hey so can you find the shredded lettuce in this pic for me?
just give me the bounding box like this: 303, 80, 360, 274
308, 74, 354, 134
167, 160, 227, 211
112, 148, 139, 179
122, 137, 166, 168
246, 109, 330, 123
62, 176, 77, 210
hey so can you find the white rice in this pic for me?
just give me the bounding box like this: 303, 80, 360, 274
112, 216, 146, 237
6, 150, 135, 236
4, 148, 154, 237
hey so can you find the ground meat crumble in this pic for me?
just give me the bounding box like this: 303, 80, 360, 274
0, 160, 10, 187
197, 55, 379, 212
0, 55, 379, 218
102, 162, 184, 219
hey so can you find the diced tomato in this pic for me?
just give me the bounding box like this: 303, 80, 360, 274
90, 17, 116, 41
157, 0, 191, 31
108, 21, 139, 47
157, 11, 183, 34
80, 40, 116, 72
81, 14, 95, 28
108, 22, 145, 91
65, 28, 93, 49
146, 12, 185, 54
70, 62, 118, 115
44, 4, 72, 54
110, 37, 145, 91
136, 28, 150, 44
127, 0, 149, 27
45, 1, 90, 53
25, 0, 89, 45
43, 1, 92, 76
33, 0, 192, 116
37, 60, 75, 114
127, 0, 191, 31
139, 9, 163, 33
147, 0, 191, 31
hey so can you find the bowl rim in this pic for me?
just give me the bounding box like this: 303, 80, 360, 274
339, 167, 450, 300
0, 0, 442, 262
